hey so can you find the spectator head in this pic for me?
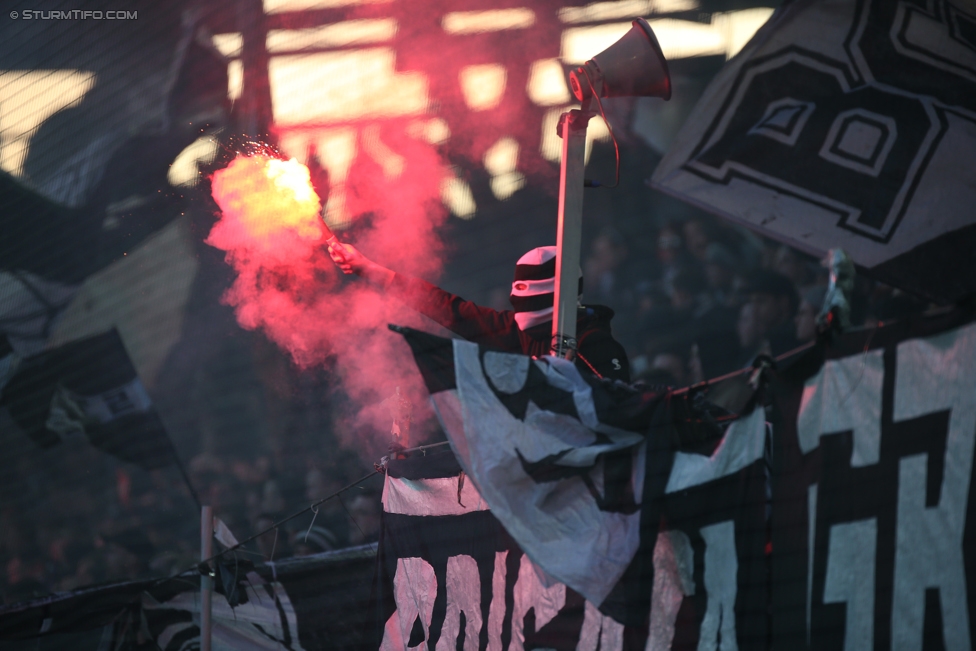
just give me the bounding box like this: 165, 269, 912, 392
346, 491, 382, 546
745, 271, 799, 335
647, 338, 692, 387
636, 284, 669, 316
292, 526, 337, 556
305, 468, 334, 502
639, 367, 679, 388
587, 227, 628, 272
260, 479, 286, 515
795, 285, 828, 343
704, 243, 738, 292
737, 302, 764, 350
772, 245, 815, 287
584, 227, 629, 300
651, 353, 688, 388
670, 266, 707, 311
656, 223, 684, 266
682, 218, 713, 262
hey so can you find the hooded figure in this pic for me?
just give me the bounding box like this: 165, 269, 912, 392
328, 244, 630, 382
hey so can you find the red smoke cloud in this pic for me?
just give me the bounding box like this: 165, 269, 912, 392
206, 3, 580, 454
207, 135, 450, 453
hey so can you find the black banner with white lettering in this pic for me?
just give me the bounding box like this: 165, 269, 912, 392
396, 312, 976, 650
373, 449, 648, 651
391, 328, 773, 650
373, 440, 771, 651
4, 314, 976, 650
769, 309, 976, 651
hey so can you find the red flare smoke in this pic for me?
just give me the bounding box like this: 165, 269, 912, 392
206, 135, 450, 454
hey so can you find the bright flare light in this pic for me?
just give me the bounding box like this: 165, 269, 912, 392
210, 154, 324, 243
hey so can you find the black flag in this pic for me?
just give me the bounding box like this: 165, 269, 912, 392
651, 0, 976, 303
1, 329, 178, 470
395, 325, 770, 649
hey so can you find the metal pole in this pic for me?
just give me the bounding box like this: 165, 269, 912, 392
200, 505, 214, 651
551, 102, 594, 358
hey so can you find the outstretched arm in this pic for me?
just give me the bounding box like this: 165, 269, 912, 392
325, 241, 520, 350
328, 242, 395, 289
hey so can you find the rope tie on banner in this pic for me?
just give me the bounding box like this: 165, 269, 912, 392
374, 440, 452, 473
404, 440, 451, 455
304, 504, 319, 542
671, 340, 817, 398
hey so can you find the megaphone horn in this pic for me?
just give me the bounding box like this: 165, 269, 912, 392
569, 18, 671, 102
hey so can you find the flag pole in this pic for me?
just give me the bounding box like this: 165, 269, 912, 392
173, 446, 202, 509
200, 505, 214, 651
551, 99, 595, 359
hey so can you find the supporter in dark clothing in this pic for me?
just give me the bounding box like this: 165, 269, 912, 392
703, 242, 739, 306
665, 266, 741, 379
740, 270, 801, 364
328, 244, 631, 382
795, 285, 828, 343
654, 221, 691, 295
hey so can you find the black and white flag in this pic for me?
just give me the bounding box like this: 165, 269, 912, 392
0, 329, 178, 470
651, 0, 976, 303
396, 326, 771, 649
0, 545, 378, 651
142, 571, 304, 651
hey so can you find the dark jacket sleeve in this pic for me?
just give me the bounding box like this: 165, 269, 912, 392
388, 273, 522, 351
577, 327, 631, 383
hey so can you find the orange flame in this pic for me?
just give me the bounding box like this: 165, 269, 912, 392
211, 154, 324, 242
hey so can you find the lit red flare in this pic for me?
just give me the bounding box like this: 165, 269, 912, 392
210, 154, 331, 243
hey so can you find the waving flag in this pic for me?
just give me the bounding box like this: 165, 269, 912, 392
0, 329, 178, 470
651, 0, 976, 303
395, 325, 771, 648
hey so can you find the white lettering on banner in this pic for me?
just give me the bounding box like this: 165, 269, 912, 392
510, 554, 566, 651
435, 555, 482, 651
698, 521, 738, 651
380, 557, 437, 651
79, 377, 154, 423
647, 530, 695, 651
823, 518, 877, 651
576, 600, 624, 651
487, 551, 508, 651
891, 325, 976, 651
797, 349, 884, 645
797, 349, 884, 466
